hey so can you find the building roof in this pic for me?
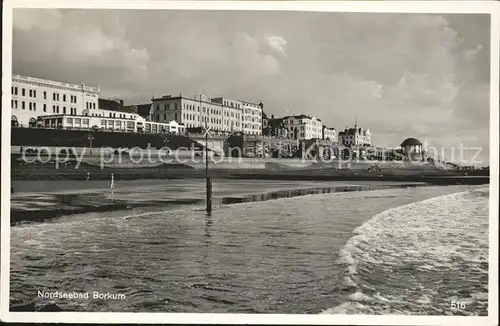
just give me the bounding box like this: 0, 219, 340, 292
283, 114, 314, 120
262, 111, 268, 119
401, 137, 422, 146
338, 128, 357, 135
126, 104, 154, 118
98, 98, 136, 113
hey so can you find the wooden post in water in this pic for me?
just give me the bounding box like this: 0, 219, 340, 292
206, 177, 212, 212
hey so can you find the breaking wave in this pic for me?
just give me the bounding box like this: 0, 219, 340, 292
323, 188, 489, 315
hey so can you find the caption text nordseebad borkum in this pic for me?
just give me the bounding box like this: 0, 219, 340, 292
38, 290, 125, 300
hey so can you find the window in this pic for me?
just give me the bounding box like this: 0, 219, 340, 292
43, 104, 47, 112
86, 102, 89, 109
15, 100, 18, 108
53, 93, 56, 101
92, 103, 96, 109
63, 107, 66, 114
53, 105, 56, 113
22, 101, 25, 109
33, 103, 36, 111
34, 90, 36, 98
14, 87, 18, 95
44, 91, 47, 99
63, 94, 66, 102
22, 88, 26, 96
164, 114, 166, 120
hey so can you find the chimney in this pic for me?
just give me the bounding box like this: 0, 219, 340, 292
120, 99, 124, 110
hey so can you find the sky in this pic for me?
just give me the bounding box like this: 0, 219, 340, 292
12, 9, 492, 165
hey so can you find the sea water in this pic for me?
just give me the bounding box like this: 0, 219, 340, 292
10, 184, 488, 314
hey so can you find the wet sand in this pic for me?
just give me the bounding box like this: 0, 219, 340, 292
10, 179, 428, 225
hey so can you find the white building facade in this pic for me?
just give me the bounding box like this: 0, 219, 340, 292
323, 127, 337, 141
150, 94, 263, 135
37, 113, 185, 135
240, 100, 263, 135
338, 126, 371, 146
11, 74, 99, 127
283, 115, 324, 140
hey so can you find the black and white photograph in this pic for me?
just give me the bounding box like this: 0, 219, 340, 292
1, 1, 498, 325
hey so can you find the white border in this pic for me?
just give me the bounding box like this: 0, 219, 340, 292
1, 1, 499, 325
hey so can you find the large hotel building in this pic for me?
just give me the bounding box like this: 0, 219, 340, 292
148, 94, 264, 135
11, 74, 99, 127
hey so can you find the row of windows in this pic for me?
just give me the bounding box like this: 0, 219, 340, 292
285, 119, 321, 125
51, 105, 78, 115
243, 108, 261, 115
243, 116, 262, 123
12, 86, 80, 104
156, 103, 179, 111
224, 101, 241, 109
158, 102, 245, 120
11, 102, 76, 114
243, 123, 261, 130
86, 102, 97, 110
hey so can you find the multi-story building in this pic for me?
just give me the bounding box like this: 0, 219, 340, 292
11, 74, 99, 127
210, 97, 245, 133
150, 94, 263, 135
240, 100, 263, 135
264, 116, 289, 138
338, 125, 371, 146
322, 126, 337, 141
282, 114, 323, 140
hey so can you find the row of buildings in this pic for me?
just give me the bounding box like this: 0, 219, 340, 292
10, 74, 371, 146
263, 113, 371, 146
9, 74, 262, 136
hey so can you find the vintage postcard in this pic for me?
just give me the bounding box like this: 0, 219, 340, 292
1, 1, 498, 325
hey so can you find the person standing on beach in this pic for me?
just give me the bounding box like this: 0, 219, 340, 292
110, 173, 115, 189
86, 172, 91, 181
